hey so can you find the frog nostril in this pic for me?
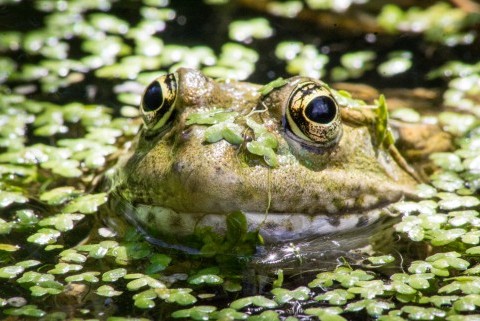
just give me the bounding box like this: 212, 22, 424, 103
143, 81, 163, 112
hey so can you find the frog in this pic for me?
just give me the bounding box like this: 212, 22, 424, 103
109, 68, 422, 247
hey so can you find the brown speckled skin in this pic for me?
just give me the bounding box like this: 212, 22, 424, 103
114, 68, 417, 219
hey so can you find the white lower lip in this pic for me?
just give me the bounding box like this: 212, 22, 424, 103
120, 202, 390, 243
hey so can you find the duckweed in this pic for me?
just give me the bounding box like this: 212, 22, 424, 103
1, 0, 480, 320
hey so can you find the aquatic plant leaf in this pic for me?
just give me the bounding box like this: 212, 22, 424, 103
439, 276, 480, 294
225, 211, 248, 245
230, 295, 278, 310
408, 260, 449, 277
40, 186, 79, 206
0, 265, 24, 279
17, 271, 56, 285
304, 307, 346, 321
315, 289, 354, 306
464, 263, 480, 275
223, 280, 242, 293
390, 108, 421, 123
41, 159, 82, 178
246, 118, 278, 166
0, 219, 13, 235
259, 77, 288, 96
156, 288, 197, 305
102, 268, 127, 282
248, 310, 280, 321
107, 317, 151, 321
27, 228, 61, 245
15, 260, 41, 268
438, 112, 477, 137
271, 286, 310, 304
439, 195, 480, 211
368, 255, 395, 265
171, 305, 217, 320
0, 243, 20, 252
188, 267, 223, 285
275, 42, 303, 61
429, 153, 464, 172
63, 193, 108, 214
4, 305, 46, 318
15, 209, 39, 226
308, 271, 336, 288
96, 63, 142, 80
39, 213, 85, 232
346, 299, 394, 317
48, 262, 83, 275
78, 240, 118, 259
401, 306, 446, 320
126, 274, 165, 291
211, 308, 248, 320
428, 295, 459, 308
390, 280, 417, 295
453, 294, 480, 312
335, 267, 375, 288
347, 280, 386, 299
394, 216, 425, 241
426, 252, 470, 271
429, 228, 466, 246
229, 18, 273, 42
407, 274, 434, 290
0, 190, 28, 208
96, 285, 123, 297
89, 13, 129, 34
186, 110, 238, 126
378, 55, 412, 77
374, 95, 394, 148
415, 184, 437, 199
65, 272, 100, 283
132, 289, 157, 309
341, 51, 376, 76
30, 285, 63, 296
145, 254, 172, 274
204, 122, 244, 145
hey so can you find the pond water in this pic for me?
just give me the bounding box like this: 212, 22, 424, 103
1, 1, 480, 320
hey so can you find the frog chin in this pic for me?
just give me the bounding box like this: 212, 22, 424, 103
116, 199, 397, 244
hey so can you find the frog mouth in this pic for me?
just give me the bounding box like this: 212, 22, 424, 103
115, 198, 397, 244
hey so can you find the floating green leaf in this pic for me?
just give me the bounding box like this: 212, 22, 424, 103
27, 228, 61, 245
4, 305, 46, 318
63, 193, 108, 214
0, 265, 24, 279
103, 268, 127, 282
96, 285, 123, 297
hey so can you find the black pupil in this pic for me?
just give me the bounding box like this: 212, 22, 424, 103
305, 96, 337, 124
142, 81, 163, 112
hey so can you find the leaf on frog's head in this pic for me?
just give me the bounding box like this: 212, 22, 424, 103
185, 109, 237, 126
204, 123, 244, 145
374, 94, 395, 148
186, 109, 244, 145
259, 77, 288, 96
245, 118, 279, 167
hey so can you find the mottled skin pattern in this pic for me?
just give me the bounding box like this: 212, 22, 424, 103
111, 68, 417, 243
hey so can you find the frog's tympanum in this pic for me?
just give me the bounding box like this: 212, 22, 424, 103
111, 68, 418, 245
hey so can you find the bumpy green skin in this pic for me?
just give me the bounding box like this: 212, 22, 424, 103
111, 68, 417, 242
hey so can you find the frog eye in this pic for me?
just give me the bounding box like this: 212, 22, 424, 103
140, 73, 178, 132
286, 81, 342, 148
